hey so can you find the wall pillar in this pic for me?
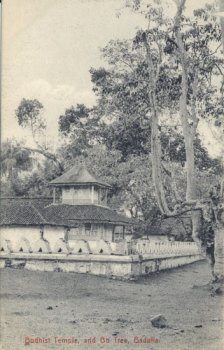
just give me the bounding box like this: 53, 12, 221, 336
40, 225, 44, 239
64, 227, 70, 242
53, 187, 56, 204
91, 185, 94, 204
112, 225, 115, 242
105, 189, 108, 206
72, 187, 75, 205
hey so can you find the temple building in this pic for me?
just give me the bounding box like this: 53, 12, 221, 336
49, 165, 130, 242
0, 165, 131, 252
0, 165, 202, 277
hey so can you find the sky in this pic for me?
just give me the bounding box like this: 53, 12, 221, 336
1, 0, 222, 156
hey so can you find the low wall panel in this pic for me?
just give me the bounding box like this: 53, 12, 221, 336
26, 260, 58, 272
0, 238, 204, 278
57, 261, 91, 273
0, 253, 204, 278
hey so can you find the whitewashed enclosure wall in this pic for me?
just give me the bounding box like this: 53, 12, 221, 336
0, 226, 41, 251
1, 228, 200, 257
134, 240, 200, 256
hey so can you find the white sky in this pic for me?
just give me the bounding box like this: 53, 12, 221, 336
2, 0, 221, 156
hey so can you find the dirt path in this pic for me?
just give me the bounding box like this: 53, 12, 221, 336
0, 261, 223, 350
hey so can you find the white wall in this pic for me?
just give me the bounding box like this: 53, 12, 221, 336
73, 187, 92, 203
0, 225, 65, 251
61, 185, 108, 205
93, 188, 99, 203
62, 186, 93, 204
43, 226, 65, 246
62, 187, 74, 203
0, 254, 203, 277
134, 240, 200, 256
102, 224, 113, 241
0, 226, 41, 251
0, 223, 115, 252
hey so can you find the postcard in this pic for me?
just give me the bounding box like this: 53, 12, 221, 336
1, 0, 224, 349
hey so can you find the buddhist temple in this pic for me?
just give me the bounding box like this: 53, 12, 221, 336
0, 165, 131, 247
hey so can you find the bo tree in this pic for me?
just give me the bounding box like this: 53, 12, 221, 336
90, 0, 224, 281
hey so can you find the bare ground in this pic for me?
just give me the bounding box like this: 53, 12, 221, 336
0, 261, 223, 350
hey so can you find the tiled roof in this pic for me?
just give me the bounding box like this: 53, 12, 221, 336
0, 198, 51, 226
0, 198, 130, 227
50, 165, 111, 188
44, 204, 131, 226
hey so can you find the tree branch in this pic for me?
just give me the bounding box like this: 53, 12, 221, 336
22, 147, 64, 173
142, 32, 172, 215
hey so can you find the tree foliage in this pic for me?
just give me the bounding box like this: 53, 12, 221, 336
15, 98, 64, 172
59, 104, 90, 136
16, 99, 45, 136
1, 140, 32, 176
58, 104, 102, 158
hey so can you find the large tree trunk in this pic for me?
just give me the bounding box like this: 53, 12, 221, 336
219, 0, 224, 52
183, 129, 205, 258
214, 196, 224, 281
214, 227, 224, 280
174, 0, 212, 274
214, 0, 224, 282
150, 95, 171, 215
144, 0, 223, 281
143, 33, 172, 215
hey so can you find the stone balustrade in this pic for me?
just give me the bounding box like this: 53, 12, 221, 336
133, 240, 200, 256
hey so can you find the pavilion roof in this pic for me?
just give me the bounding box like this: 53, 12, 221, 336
50, 165, 111, 188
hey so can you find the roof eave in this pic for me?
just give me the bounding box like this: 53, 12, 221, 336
49, 182, 112, 189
